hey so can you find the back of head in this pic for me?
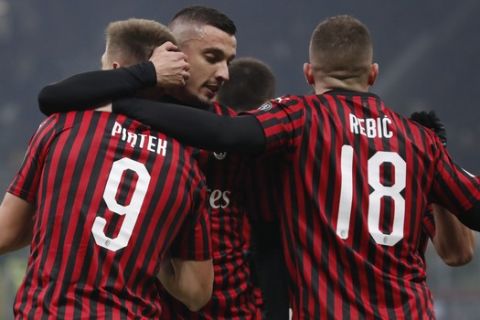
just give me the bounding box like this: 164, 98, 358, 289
309, 15, 373, 82
217, 57, 276, 112
168, 6, 236, 43
103, 18, 176, 68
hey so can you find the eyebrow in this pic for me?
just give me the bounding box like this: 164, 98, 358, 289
203, 48, 235, 62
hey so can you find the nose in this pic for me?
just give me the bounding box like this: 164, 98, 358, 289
215, 61, 229, 82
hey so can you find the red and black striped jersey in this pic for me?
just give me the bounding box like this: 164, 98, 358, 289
244, 152, 287, 223
8, 111, 211, 319
247, 89, 480, 320
418, 209, 435, 264
163, 102, 262, 319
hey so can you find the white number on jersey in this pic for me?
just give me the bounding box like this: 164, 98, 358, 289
336, 145, 406, 246
92, 157, 151, 252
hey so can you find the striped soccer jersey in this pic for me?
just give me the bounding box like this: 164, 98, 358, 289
162, 102, 262, 319
8, 111, 211, 319
247, 89, 480, 320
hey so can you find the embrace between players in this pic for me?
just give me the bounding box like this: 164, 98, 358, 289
0, 5, 479, 320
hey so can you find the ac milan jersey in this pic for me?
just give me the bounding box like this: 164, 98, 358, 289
163, 102, 261, 319
247, 89, 480, 320
8, 111, 211, 319
418, 209, 435, 265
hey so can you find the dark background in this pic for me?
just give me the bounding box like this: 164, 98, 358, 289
1, 1, 479, 318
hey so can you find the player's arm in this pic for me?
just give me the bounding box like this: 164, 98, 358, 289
1, 115, 59, 255
431, 154, 480, 231
158, 258, 213, 311
38, 62, 157, 115
411, 111, 480, 230
112, 98, 266, 153
38, 42, 188, 115
158, 175, 214, 311
0, 193, 34, 255
429, 204, 475, 266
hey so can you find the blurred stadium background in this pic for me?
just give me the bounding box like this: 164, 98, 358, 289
1, 0, 479, 319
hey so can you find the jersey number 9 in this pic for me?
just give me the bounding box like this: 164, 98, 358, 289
92, 158, 151, 252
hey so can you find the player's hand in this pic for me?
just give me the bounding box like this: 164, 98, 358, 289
410, 110, 447, 146
95, 103, 112, 113
149, 42, 190, 88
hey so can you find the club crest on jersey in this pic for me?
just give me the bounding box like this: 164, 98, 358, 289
213, 152, 227, 160
274, 96, 291, 103
258, 102, 273, 112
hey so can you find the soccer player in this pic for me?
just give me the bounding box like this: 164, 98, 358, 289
217, 57, 289, 320
217, 57, 276, 112
221, 57, 475, 320
96, 15, 480, 319
38, 7, 263, 319
0, 18, 213, 318
410, 111, 476, 266
37, 12, 480, 318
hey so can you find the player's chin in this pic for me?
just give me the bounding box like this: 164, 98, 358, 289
200, 88, 217, 102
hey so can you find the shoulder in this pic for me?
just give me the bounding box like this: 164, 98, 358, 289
273, 95, 305, 106
211, 102, 237, 116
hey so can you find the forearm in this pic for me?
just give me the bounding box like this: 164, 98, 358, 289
432, 204, 476, 266
0, 194, 34, 255
113, 98, 265, 153
158, 258, 213, 311
157, 259, 182, 301
38, 62, 157, 115
0, 222, 33, 255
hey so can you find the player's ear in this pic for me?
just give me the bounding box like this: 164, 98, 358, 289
303, 63, 315, 85
368, 63, 379, 86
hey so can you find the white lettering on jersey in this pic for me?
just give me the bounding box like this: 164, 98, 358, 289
111, 121, 168, 156
349, 114, 393, 139
208, 188, 231, 209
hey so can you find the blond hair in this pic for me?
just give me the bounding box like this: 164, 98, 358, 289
105, 18, 176, 66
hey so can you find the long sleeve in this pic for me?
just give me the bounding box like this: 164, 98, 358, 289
112, 98, 266, 153
38, 62, 157, 115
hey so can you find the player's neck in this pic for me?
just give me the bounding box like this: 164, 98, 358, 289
313, 78, 369, 95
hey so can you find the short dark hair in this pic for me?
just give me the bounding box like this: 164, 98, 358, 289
310, 15, 372, 77
170, 6, 236, 35
217, 57, 276, 112
106, 18, 175, 64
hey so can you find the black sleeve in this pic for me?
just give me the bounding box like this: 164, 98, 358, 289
38, 62, 157, 115
456, 202, 480, 232
112, 98, 266, 153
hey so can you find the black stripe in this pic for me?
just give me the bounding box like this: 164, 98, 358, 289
402, 118, 427, 318
329, 94, 354, 320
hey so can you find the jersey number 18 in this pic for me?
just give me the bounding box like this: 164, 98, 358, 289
336, 145, 406, 246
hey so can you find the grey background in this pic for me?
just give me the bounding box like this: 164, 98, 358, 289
0, 1, 479, 319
